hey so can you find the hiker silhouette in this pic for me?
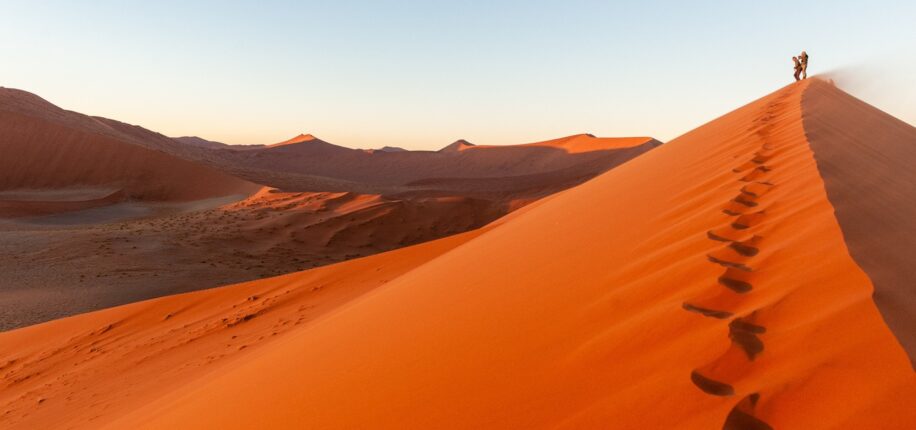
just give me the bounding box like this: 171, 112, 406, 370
791, 51, 809, 81
799, 51, 809, 79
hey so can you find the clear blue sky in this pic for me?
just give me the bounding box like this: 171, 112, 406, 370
1, 1, 913, 149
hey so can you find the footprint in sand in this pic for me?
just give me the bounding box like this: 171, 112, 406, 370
718, 269, 754, 294
731, 211, 766, 230
682, 303, 733, 319
723, 393, 773, 430
690, 370, 734, 396
685, 104, 780, 418
707, 255, 753, 272
739, 166, 772, 182
728, 316, 767, 360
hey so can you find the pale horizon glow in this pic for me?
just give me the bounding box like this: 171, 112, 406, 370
1, 1, 913, 150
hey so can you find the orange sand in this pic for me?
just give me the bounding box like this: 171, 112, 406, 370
0, 229, 485, 429
802, 80, 916, 364
1, 80, 913, 429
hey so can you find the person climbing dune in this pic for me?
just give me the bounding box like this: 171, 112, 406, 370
799, 50, 809, 79
793, 56, 802, 81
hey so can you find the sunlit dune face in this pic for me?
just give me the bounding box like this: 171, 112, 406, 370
465, 134, 658, 154
266, 133, 321, 148
221, 188, 383, 215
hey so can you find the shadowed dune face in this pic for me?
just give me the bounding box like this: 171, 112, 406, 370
0, 189, 125, 218
0, 88, 258, 207
801, 79, 916, 365
0, 88, 657, 205
0, 81, 912, 429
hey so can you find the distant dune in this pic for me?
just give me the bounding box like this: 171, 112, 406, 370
0, 88, 259, 212
0, 88, 657, 332
375, 145, 408, 152
1, 79, 912, 429
189, 132, 661, 197
264, 133, 324, 148
438, 138, 476, 152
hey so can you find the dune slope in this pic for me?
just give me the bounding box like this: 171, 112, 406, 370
0, 88, 257, 205
1, 80, 913, 429
801, 80, 916, 365
0, 229, 485, 429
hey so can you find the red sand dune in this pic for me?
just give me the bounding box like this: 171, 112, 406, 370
0, 87, 657, 203
0, 88, 657, 332
198, 132, 661, 195
801, 80, 916, 364
214, 186, 505, 258
1, 80, 913, 429
0, 88, 258, 211
438, 138, 476, 152
468, 133, 652, 153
